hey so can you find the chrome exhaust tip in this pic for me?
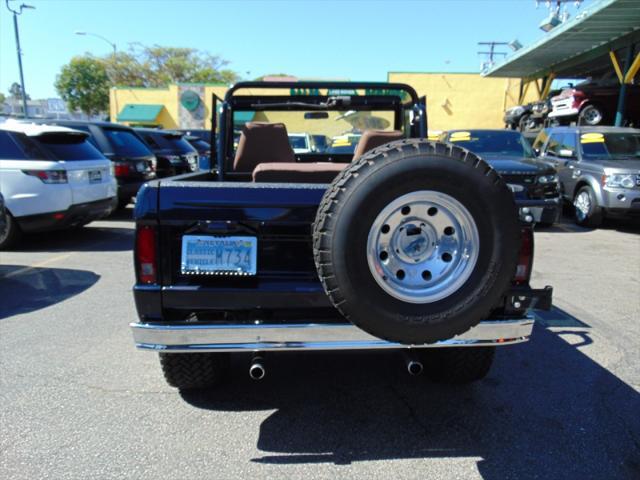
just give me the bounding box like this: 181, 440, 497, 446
249, 356, 266, 380
407, 360, 423, 376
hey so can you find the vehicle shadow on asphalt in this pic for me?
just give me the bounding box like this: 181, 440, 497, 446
0, 265, 99, 319
10, 225, 134, 252
536, 214, 640, 234
180, 323, 639, 479
101, 206, 135, 222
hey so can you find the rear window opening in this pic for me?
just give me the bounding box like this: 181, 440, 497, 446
103, 128, 153, 158
144, 132, 196, 155
21, 133, 105, 161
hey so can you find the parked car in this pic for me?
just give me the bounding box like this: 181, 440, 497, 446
288, 132, 315, 154
521, 89, 563, 132
129, 81, 552, 391
184, 135, 211, 171
534, 126, 640, 227
504, 104, 532, 130
25, 119, 156, 209
135, 128, 199, 177
548, 79, 640, 127
440, 129, 561, 226
0, 122, 117, 249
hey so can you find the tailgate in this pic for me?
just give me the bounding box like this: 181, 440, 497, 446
157, 181, 328, 290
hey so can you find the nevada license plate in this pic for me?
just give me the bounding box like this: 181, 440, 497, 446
88, 170, 102, 183
181, 235, 257, 275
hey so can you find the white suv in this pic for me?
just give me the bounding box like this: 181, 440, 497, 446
0, 122, 117, 249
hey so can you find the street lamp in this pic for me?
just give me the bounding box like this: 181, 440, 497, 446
75, 31, 118, 118
5, 0, 35, 118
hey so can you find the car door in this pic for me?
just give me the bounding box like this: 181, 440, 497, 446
542, 132, 575, 199
558, 132, 580, 197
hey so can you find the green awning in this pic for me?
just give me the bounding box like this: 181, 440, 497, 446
117, 104, 164, 122
233, 111, 255, 126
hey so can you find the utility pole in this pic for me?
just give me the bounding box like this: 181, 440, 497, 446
478, 42, 509, 72
5, 1, 35, 118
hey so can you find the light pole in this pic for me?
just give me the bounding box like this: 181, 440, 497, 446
6, 0, 35, 118
75, 31, 118, 118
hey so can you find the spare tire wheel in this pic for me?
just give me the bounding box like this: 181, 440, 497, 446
313, 139, 520, 344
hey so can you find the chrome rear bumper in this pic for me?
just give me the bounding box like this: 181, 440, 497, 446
130, 316, 534, 353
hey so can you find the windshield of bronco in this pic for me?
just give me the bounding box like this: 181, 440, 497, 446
222, 82, 421, 167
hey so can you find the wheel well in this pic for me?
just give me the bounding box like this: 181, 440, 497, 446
573, 180, 591, 199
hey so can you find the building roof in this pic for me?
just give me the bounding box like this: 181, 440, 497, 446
484, 0, 640, 79
117, 104, 164, 122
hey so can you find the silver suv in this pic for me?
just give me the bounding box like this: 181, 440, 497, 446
533, 127, 640, 227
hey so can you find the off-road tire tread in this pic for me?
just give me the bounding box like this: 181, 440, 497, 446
159, 353, 229, 390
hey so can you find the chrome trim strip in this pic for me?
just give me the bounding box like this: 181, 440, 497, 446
130, 316, 534, 352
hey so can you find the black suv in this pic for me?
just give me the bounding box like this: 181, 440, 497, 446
26, 120, 156, 209
135, 128, 199, 178
440, 129, 561, 226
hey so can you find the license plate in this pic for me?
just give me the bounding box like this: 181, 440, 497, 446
181, 235, 257, 275
88, 170, 102, 183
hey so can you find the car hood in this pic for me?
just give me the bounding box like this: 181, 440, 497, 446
481, 156, 553, 174
597, 159, 640, 172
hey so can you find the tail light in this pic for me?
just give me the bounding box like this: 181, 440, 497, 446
136, 225, 157, 284
114, 162, 132, 177
514, 228, 534, 284
22, 170, 68, 184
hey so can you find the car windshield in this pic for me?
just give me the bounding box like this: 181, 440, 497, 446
289, 135, 309, 149
580, 132, 640, 160
147, 133, 196, 154
34, 133, 105, 161
189, 139, 210, 151
447, 130, 535, 158
103, 128, 152, 158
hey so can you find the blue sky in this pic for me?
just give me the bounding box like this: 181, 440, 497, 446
0, 0, 593, 99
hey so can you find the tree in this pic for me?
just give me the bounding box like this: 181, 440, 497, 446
0, 93, 6, 105
55, 56, 109, 115
8, 82, 30, 100
103, 44, 239, 87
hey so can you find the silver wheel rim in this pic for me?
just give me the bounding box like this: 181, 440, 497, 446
583, 108, 602, 125
366, 191, 480, 304
574, 191, 591, 221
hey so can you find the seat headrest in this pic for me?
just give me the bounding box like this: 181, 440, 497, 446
353, 129, 404, 161
233, 122, 295, 172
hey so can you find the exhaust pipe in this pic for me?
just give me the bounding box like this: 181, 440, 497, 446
249, 355, 266, 380
407, 360, 423, 376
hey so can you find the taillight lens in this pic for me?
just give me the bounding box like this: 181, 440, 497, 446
114, 162, 131, 177
514, 228, 534, 284
136, 225, 157, 284
22, 170, 68, 184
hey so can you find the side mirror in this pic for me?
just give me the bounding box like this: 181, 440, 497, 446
558, 148, 576, 159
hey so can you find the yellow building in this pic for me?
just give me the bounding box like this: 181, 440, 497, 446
110, 74, 539, 132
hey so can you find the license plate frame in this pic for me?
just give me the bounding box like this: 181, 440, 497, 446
88, 170, 102, 184
181, 235, 257, 276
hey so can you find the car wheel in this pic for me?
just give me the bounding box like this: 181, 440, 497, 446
579, 105, 604, 126
518, 113, 533, 132
0, 211, 22, 250
159, 353, 230, 390
313, 139, 521, 345
573, 186, 603, 228
420, 347, 495, 384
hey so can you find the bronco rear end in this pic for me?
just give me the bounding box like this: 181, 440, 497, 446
130, 81, 553, 390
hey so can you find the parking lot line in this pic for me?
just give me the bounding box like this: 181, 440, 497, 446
1, 253, 74, 279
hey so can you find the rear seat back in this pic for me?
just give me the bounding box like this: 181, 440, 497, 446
352, 129, 404, 161
233, 122, 295, 172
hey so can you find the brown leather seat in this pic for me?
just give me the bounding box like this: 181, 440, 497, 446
352, 129, 404, 161
233, 122, 295, 172
253, 162, 346, 183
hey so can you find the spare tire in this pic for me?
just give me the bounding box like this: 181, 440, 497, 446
313, 139, 520, 344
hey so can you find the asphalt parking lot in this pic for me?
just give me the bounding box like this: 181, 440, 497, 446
1, 209, 639, 480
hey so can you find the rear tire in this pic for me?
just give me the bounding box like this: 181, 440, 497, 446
573, 186, 603, 228
0, 212, 22, 250
159, 353, 230, 390
578, 104, 605, 126
420, 347, 495, 384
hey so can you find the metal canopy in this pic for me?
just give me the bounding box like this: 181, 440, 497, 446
484, 0, 640, 79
